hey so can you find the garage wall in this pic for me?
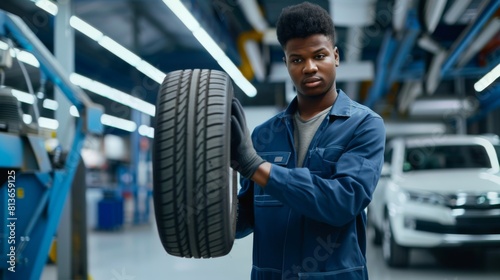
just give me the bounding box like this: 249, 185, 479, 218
244, 106, 281, 132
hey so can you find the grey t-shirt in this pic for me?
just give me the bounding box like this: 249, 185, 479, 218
293, 106, 332, 167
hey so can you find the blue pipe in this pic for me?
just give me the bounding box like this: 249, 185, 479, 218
364, 30, 397, 108
388, 10, 421, 84
441, 0, 500, 75
31, 121, 86, 280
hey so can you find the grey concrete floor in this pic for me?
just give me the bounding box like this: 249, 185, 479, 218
41, 221, 500, 280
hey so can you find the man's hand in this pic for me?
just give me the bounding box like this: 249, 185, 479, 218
230, 98, 266, 179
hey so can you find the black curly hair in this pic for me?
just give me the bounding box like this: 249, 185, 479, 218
276, 1, 336, 48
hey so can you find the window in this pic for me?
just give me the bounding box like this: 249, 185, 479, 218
403, 144, 491, 172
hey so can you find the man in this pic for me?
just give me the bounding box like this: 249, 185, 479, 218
230, 2, 386, 279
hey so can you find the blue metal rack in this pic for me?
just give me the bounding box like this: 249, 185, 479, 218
0, 10, 103, 280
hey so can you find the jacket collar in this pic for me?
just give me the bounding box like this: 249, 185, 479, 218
280, 89, 352, 119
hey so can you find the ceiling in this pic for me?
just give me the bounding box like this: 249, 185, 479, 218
0, 0, 499, 135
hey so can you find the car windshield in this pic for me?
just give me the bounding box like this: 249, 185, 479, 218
403, 144, 492, 172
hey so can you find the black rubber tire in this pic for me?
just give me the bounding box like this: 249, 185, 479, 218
153, 69, 237, 258
367, 207, 382, 246
372, 225, 383, 246
382, 214, 410, 267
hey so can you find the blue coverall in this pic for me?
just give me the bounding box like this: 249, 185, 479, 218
236, 90, 386, 280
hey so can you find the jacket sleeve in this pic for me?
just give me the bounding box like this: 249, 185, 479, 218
235, 176, 254, 238
263, 115, 386, 227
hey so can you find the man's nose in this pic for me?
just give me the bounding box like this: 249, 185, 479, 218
303, 59, 318, 74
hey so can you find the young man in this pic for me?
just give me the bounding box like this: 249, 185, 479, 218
230, 2, 386, 279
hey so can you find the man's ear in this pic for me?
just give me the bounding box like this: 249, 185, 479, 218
282, 57, 286, 65
333, 46, 340, 67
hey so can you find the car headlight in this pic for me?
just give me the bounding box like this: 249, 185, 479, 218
403, 190, 448, 206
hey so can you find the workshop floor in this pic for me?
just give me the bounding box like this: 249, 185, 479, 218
42, 220, 500, 280
41, 194, 500, 280
41, 221, 253, 280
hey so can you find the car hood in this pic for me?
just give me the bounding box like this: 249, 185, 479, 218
398, 169, 500, 193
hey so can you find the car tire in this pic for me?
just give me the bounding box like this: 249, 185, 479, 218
382, 214, 409, 267
372, 226, 383, 246
367, 207, 382, 246
152, 69, 237, 258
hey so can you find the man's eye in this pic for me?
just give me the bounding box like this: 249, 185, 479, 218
292, 58, 302, 63
316, 54, 326, 59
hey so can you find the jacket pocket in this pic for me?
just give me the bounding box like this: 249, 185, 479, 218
259, 151, 291, 166
308, 146, 344, 177
253, 195, 288, 269
298, 266, 366, 280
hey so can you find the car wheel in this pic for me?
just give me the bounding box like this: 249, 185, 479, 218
367, 207, 382, 246
152, 69, 237, 258
372, 226, 383, 246
382, 214, 409, 267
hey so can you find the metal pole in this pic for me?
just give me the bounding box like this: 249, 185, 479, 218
55, 1, 74, 279
455, 78, 466, 135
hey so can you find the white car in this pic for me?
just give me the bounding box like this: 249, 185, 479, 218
368, 134, 500, 267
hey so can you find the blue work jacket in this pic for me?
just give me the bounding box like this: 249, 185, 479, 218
236, 90, 386, 280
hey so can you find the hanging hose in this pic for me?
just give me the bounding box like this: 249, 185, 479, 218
8, 40, 41, 125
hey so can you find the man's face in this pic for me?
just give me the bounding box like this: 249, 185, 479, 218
283, 34, 339, 98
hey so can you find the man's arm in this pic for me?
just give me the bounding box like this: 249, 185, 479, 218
250, 162, 271, 186
261, 116, 386, 227
230, 97, 385, 227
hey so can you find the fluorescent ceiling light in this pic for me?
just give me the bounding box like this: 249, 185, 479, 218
23, 114, 32, 124
7, 47, 156, 117
162, 0, 200, 31
70, 105, 80, 117
135, 60, 165, 84
11, 89, 35, 104
38, 117, 59, 130
43, 98, 59, 110
98, 36, 142, 67
163, 0, 257, 97
70, 17, 166, 83
193, 28, 227, 61
69, 16, 103, 41
474, 63, 500, 92
218, 56, 257, 96
138, 124, 154, 138
69, 73, 156, 116
35, 0, 58, 16
34, 3, 166, 86
101, 114, 137, 132
10, 49, 40, 67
